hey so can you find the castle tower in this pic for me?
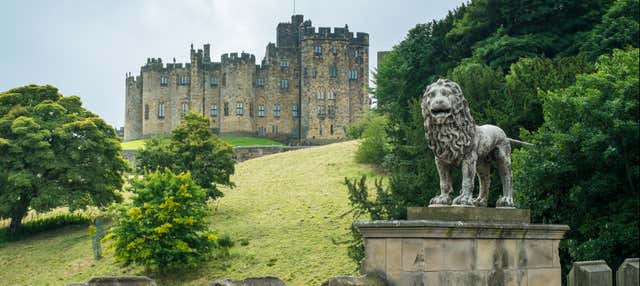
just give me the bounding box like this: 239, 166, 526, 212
219, 52, 256, 134
124, 74, 142, 141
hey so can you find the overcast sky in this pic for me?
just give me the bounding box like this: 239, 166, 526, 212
1, 0, 466, 128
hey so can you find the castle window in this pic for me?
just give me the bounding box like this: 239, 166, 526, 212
160, 76, 169, 86
257, 78, 264, 87
292, 105, 299, 118
222, 73, 227, 86
330, 124, 334, 135
327, 91, 336, 100
328, 105, 336, 118
274, 104, 281, 118
224, 102, 229, 116
317, 106, 325, 118
332, 47, 337, 54
317, 91, 324, 100
250, 103, 254, 117
280, 60, 288, 68
329, 66, 337, 78
210, 76, 217, 86
144, 104, 149, 120
314, 46, 322, 56
158, 103, 165, 119
236, 102, 244, 116
182, 103, 188, 114
354, 49, 360, 58
319, 123, 323, 135
280, 79, 288, 89
180, 75, 189, 85
348, 69, 358, 80
210, 104, 217, 117
311, 68, 317, 78
272, 125, 278, 135
258, 105, 265, 117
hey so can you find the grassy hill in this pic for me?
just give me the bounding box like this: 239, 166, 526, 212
121, 136, 283, 150
0, 141, 379, 286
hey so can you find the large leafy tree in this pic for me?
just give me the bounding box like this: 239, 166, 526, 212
0, 85, 127, 233
136, 112, 235, 199
514, 48, 639, 271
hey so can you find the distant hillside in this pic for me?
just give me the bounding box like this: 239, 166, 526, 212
0, 141, 380, 286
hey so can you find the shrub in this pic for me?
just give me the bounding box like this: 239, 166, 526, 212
354, 114, 390, 165
105, 169, 222, 272
0, 214, 91, 243
136, 113, 235, 200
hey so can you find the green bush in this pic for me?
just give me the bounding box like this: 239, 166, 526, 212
105, 169, 223, 272
136, 112, 235, 200
514, 48, 639, 273
354, 114, 390, 165
0, 214, 91, 243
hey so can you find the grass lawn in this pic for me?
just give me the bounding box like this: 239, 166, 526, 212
121, 137, 282, 150
0, 141, 380, 286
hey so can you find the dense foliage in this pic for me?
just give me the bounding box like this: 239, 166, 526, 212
0, 85, 127, 234
106, 169, 221, 271
348, 0, 639, 273
136, 112, 235, 199
514, 49, 639, 270
350, 113, 390, 165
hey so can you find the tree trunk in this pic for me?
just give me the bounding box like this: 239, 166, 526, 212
9, 215, 23, 234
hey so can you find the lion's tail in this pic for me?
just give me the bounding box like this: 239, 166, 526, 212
507, 138, 535, 146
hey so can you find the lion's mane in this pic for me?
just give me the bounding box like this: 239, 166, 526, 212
422, 79, 476, 165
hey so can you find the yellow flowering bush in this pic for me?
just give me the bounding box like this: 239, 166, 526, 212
105, 169, 221, 271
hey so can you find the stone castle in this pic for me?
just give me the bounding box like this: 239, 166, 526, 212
124, 14, 370, 142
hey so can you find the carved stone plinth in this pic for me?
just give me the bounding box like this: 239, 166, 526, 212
355, 208, 569, 286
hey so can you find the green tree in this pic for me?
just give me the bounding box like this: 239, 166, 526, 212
136, 112, 235, 199
0, 85, 127, 234
106, 169, 221, 271
513, 48, 639, 271
580, 0, 640, 59
353, 114, 390, 165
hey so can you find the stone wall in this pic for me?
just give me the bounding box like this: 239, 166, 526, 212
231, 146, 308, 162
124, 15, 369, 142
120, 146, 310, 166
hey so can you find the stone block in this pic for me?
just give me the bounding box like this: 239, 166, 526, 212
407, 207, 530, 223
476, 239, 518, 271
363, 239, 386, 273
423, 271, 488, 286
522, 240, 553, 269
209, 276, 286, 286
385, 238, 402, 273
567, 260, 612, 286
528, 268, 560, 286
401, 239, 425, 272
72, 276, 156, 286
616, 258, 639, 286
321, 273, 387, 286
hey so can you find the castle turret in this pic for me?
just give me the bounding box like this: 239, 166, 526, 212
124, 74, 142, 141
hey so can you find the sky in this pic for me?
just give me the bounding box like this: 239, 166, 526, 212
1, 0, 466, 128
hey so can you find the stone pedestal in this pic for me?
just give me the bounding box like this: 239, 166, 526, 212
567, 260, 612, 286
355, 207, 569, 286
616, 258, 639, 286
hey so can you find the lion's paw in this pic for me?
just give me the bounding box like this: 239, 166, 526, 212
496, 196, 515, 208
429, 194, 452, 206
452, 194, 474, 206
472, 197, 487, 207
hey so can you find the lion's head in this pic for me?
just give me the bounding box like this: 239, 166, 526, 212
421, 79, 476, 165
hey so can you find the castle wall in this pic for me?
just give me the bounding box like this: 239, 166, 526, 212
124, 76, 142, 141
125, 15, 369, 143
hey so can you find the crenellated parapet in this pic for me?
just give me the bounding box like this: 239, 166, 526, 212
221, 52, 256, 65
301, 26, 369, 46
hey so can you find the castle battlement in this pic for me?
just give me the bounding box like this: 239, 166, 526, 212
301, 26, 369, 45
125, 14, 370, 143
221, 52, 256, 65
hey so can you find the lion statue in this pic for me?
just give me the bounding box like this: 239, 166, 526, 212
421, 79, 525, 208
